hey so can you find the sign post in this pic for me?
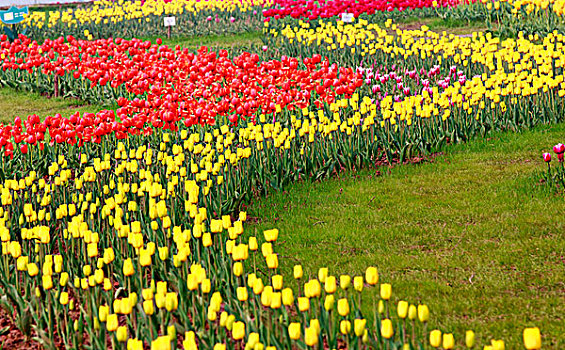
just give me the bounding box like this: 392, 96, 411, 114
164, 16, 176, 39
0, 6, 28, 25
340, 12, 354, 23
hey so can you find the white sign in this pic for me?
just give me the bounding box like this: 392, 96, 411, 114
341, 12, 354, 23
164, 16, 176, 27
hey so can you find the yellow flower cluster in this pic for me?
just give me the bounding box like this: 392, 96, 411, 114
270, 19, 565, 128
22, 0, 268, 30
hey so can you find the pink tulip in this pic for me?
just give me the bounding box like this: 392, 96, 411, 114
553, 143, 565, 154
543, 152, 552, 162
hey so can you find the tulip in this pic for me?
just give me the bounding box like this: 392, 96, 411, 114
340, 275, 351, 290
354, 319, 366, 337
380, 283, 391, 300
305, 326, 318, 346
397, 301, 408, 319
337, 298, 350, 316
543, 152, 551, 162
553, 143, 565, 154
430, 330, 442, 347
353, 276, 364, 292
523, 327, 541, 349
116, 326, 128, 342
466, 330, 475, 348
408, 304, 417, 320
443, 333, 455, 349
232, 322, 245, 340
325, 275, 337, 293
340, 320, 351, 335
293, 265, 303, 279
288, 323, 301, 340
365, 266, 378, 285
380, 319, 393, 339
418, 304, 429, 322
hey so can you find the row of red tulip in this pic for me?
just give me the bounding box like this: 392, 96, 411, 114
0, 35, 364, 157
262, 0, 475, 20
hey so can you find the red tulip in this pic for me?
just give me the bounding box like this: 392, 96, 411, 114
543, 153, 552, 162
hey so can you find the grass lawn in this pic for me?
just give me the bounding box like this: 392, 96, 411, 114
247, 123, 565, 349
0, 87, 105, 124
142, 31, 263, 50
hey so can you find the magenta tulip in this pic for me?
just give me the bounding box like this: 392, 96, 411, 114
543, 153, 552, 162
553, 143, 565, 154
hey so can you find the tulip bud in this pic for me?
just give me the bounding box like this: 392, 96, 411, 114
340, 320, 351, 335
418, 304, 429, 322
523, 327, 541, 350
305, 326, 318, 346
466, 330, 475, 348
272, 275, 283, 290
325, 275, 337, 294
354, 319, 366, 337
282, 288, 294, 306
443, 333, 455, 349
397, 300, 408, 319
380, 283, 391, 300
430, 330, 442, 348
365, 266, 378, 285
318, 267, 328, 283
232, 321, 245, 340
237, 287, 248, 302
293, 265, 303, 279
408, 304, 417, 320
381, 319, 393, 339
340, 275, 351, 290
337, 298, 349, 317
116, 326, 128, 342
353, 276, 363, 292
298, 297, 309, 312
324, 294, 335, 311
288, 323, 301, 340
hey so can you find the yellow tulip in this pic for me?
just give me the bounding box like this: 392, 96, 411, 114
282, 288, 294, 306
408, 304, 417, 320
337, 298, 349, 316
353, 276, 363, 292
324, 275, 337, 293
354, 319, 366, 337
288, 322, 301, 340
365, 266, 378, 285
523, 327, 541, 350
466, 330, 475, 348
443, 333, 455, 349
305, 326, 318, 346
397, 301, 408, 319
380, 283, 391, 300
232, 321, 245, 340
298, 297, 310, 312
293, 265, 303, 279
380, 319, 393, 339
340, 320, 351, 335
418, 304, 429, 322
116, 326, 128, 342
107, 314, 118, 332
340, 275, 351, 290
430, 330, 442, 348
123, 258, 134, 276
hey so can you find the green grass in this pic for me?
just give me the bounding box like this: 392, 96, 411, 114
247, 124, 565, 349
394, 16, 486, 35
141, 31, 263, 50
0, 87, 105, 124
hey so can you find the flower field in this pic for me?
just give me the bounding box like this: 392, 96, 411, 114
0, 0, 562, 349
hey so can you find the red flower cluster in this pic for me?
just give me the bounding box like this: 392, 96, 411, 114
0, 35, 363, 157
263, 0, 471, 20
